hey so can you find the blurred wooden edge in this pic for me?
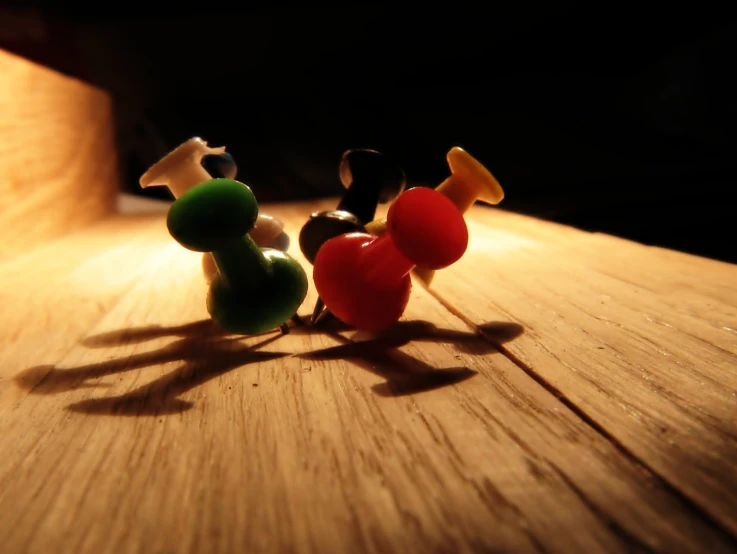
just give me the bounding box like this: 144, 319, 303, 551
0, 48, 119, 260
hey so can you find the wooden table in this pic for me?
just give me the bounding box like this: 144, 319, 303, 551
1, 47, 736, 554
1, 195, 736, 554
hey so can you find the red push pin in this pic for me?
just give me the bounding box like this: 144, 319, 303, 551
313, 187, 468, 331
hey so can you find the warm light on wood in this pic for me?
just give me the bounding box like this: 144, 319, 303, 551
0, 193, 735, 552
0, 49, 119, 260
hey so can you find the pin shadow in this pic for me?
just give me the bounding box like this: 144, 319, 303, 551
296, 319, 524, 396
81, 319, 230, 348
15, 332, 287, 416
79, 316, 304, 348
349, 320, 524, 354
304, 313, 524, 350
14, 316, 523, 413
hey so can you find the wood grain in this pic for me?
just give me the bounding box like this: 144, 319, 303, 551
428, 203, 737, 538
0, 214, 174, 409
0, 49, 118, 260
1, 202, 736, 553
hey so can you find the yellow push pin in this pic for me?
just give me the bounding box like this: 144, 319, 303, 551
364, 146, 504, 285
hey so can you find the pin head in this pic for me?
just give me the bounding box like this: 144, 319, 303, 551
249, 213, 285, 247
339, 149, 406, 205
298, 210, 362, 264
387, 186, 468, 270
446, 146, 504, 205
167, 178, 258, 252
269, 232, 291, 252
313, 231, 412, 331
202, 151, 238, 180
139, 137, 225, 197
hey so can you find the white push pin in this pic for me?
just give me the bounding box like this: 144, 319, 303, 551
140, 137, 287, 283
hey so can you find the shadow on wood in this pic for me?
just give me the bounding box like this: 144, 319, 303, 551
79, 318, 228, 347
13, 317, 524, 413
350, 320, 524, 353
15, 332, 287, 415
297, 319, 524, 397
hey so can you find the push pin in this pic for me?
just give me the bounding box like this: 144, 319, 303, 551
201, 211, 291, 284
299, 149, 406, 324
202, 151, 238, 180
200, 150, 290, 255
364, 146, 503, 286
166, 178, 308, 335
313, 187, 468, 331
140, 138, 289, 283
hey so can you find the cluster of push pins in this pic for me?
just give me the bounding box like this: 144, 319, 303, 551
139, 138, 504, 335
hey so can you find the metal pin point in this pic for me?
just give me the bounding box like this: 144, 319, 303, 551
309, 297, 326, 325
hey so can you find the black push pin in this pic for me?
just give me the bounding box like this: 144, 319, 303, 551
299, 149, 406, 325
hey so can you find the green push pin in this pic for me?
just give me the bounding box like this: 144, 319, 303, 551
167, 178, 308, 335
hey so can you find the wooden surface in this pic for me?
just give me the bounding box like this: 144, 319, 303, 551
1, 198, 736, 554
0, 49, 118, 260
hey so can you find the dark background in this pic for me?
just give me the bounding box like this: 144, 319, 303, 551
1, 4, 735, 263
